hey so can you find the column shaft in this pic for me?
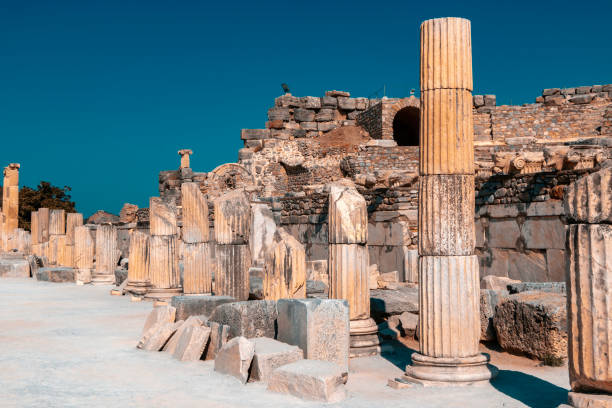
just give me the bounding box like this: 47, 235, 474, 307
126, 230, 150, 295
183, 242, 212, 295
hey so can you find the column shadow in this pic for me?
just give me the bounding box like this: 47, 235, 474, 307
380, 338, 417, 371
491, 369, 569, 408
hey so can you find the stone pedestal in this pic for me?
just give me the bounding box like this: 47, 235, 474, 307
92, 224, 117, 285
263, 228, 306, 301
125, 230, 150, 295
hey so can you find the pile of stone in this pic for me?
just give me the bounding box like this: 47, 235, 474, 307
537, 85, 612, 106
137, 297, 350, 402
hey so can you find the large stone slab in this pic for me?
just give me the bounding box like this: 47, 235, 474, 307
35, 267, 75, 283
163, 315, 204, 354
267, 359, 347, 403
370, 286, 419, 318
170, 295, 235, 321
249, 337, 304, 383
214, 336, 255, 384
139, 321, 182, 351
141, 305, 176, 336
0, 257, 30, 278
494, 291, 567, 360
172, 325, 211, 361
522, 218, 566, 250
204, 321, 230, 360
209, 300, 277, 339
277, 298, 349, 372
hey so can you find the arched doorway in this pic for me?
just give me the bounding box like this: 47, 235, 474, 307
392, 106, 420, 146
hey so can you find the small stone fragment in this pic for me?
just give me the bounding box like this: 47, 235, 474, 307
204, 321, 231, 360
139, 321, 182, 351
141, 305, 176, 336
163, 315, 204, 354
267, 359, 347, 402
214, 336, 255, 384
173, 325, 211, 361
249, 337, 304, 383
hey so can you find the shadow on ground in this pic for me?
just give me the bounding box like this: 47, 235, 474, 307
492, 369, 568, 408
380, 338, 417, 371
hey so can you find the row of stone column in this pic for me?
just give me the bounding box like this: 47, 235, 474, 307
31, 209, 84, 268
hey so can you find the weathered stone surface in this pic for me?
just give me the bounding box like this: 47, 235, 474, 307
567, 223, 612, 394
209, 300, 277, 339
214, 336, 255, 384
0, 257, 30, 278
398, 311, 419, 337
38, 208, 50, 243
181, 182, 209, 243
481, 275, 520, 291
182, 242, 212, 294
49, 209, 65, 235
370, 286, 419, 318
522, 218, 566, 249
65, 213, 83, 246
204, 321, 230, 360
114, 269, 127, 286
250, 204, 277, 267
494, 291, 567, 360
125, 230, 149, 295
264, 228, 306, 300
35, 267, 75, 283
508, 282, 566, 295
149, 197, 178, 236
329, 243, 369, 320
141, 305, 176, 336
267, 359, 347, 403
148, 234, 180, 291
163, 315, 204, 354
139, 321, 182, 351
171, 295, 235, 321
119, 203, 139, 223
73, 226, 94, 270
86, 210, 120, 224
487, 219, 521, 249
215, 244, 250, 301
93, 224, 118, 282
249, 337, 304, 383
565, 167, 612, 224
277, 298, 349, 372
172, 325, 211, 361
214, 190, 250, 245
328, 185, 367, 244
403, 248, 418, 283
480, 289, 507, 341
568, 392, 612, 408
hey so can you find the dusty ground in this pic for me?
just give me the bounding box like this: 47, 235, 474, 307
0, 278, 570, 407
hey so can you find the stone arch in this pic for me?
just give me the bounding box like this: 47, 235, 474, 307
208, 163, 255, 194
390, 98, 420, 146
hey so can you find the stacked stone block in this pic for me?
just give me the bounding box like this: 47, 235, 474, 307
328, 184, 379, 357
403, 17, 495, 385
181, 182, 211, 295
92, 224, 118, 285
564, 167, 612, 407
214, 190, 251, 301
146, 197, 181, 300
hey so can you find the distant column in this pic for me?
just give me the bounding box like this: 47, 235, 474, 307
125, 230, 151, 295
63, 213, 83, 267
2, 163, 20, 251
31, 211, 40, 257
214, 190, 251, 301
178, 149, 193, 169
37, 208, 50, 260
48, 209, 66, 265
74, 225, 94, 283
92, 224, 118, 285
328, 184, 379, 358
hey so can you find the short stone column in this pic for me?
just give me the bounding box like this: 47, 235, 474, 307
92, 224, 118, 285
74, 225, 94, 283
64, 213, 83, 267
401, 17, 496, 386
181, 182, 211, 295
178, 149, 193, 169
30, 211, 41, 257
328, 184, 379, 358
37, 208, 50, 259
125, 230, 151, 295
48, 209, 66, 265
2, 163, 20, 250
564, 168, 612, 407
145, 197, 181, 300
263, 228, 306, 301
214, 190, 251, 301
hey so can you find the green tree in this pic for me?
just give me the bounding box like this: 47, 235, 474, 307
0, 181, 76, 231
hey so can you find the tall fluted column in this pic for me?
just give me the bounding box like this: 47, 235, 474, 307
263, 228, 306, 301
2, 163, 20, 251
564, 168, 612, 407
145, 197, 181, 300
181, 182, 211, 294
402, 17, 495, 385
74, 225, 94, 283
92, 224, 118, 285
63, 213, 83, 267
48, 209, 65, 265
214, 189, 251, 301
328, 184, 379, 357
125, 230, 151, 295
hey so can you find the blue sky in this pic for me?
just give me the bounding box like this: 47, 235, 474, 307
1, 0, 610, 217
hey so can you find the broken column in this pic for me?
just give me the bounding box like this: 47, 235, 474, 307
125, 230, 151, 295
2, 163, 20, 251
214, 189, 251, 301
181, 182, 211, 295
74, 225, 94, 283
92, 224, 118, 285
48, 209, 65, 265
63, 213, 83, 267
402, 17, 496, 385
30, 211, 41, 257
564, 168, 612, 407
37, 207, 50, 259
145, 197, 181, 300
328, 184, 379, 357
264, 228, 306, 300
178, 149, 193, 169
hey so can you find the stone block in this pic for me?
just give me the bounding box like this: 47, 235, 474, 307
209, 300, 277, 339
508, 282, 566, 295
204, 321, 230, 360
299, 121, 317, 131
293, 108, 315, 122
321, 96, 338, 108
575, 86, 592, 94
484, 94, 496, 106
565, 167, 612, 224
171, 295, 235, 321
318, 122, 337, 132
139, 321, 182, 351
570, 94, 593, 104
542, 88, 560, 96
249, 337, 304, 382
370, 286, 419, 318
337, 97, 356, 110
276, 298, 349, 372
163, 315, 205, 354
214, 336, 255, 384
302, 96, 321, 109
403, 247, 418, 283
494, 291, 567, 360
481, 275, 520, 291
0, 257, 30, 278
568, 392, 612, 408
172, 325, 211, 361
35, 267, 75, 283
480, 289, 507, 341
267, 108, 290, 122
328, 185, 367, 244
522, 218, 566, 249
545, 249, 566, 282
141, 305, 176, 336
267, 360, 347, 403
488, 219, 520, 249
398, 311, 419, 337
315, 109, 334, 122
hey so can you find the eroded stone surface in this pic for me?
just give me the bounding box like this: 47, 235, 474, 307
163, 315, 204, 354
171, 295, 235, 321
141, 305, 176, 336
370, 286, 419, 318
204, 321, 230, 360
214, 336, 255, 384
209, 300, 277, 339
139, 321, 182, 351
267, 359, 347, 402
172, 325, 211, 361
249, 337, 304, 383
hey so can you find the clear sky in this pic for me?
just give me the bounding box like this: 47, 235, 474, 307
1, 0, 610, 217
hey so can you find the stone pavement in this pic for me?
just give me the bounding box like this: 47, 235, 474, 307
0, 278, 570, 407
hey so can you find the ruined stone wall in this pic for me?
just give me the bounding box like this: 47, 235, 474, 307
340, 146, 419, 177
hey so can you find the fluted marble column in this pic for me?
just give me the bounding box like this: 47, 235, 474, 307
38, 208, 50, 246
214, 190, 251, 300
145, 197, 181, 300
181, 182, 212, 295
328, 184, 379, 357
30, 211, 41, 257
565, 168, 612, 407
125, 230, 150, 295
92, 224, 118, 285
74, 225, 94, 283
264, 228, 306, 301
402, 17, 496, 386
2, 163, 20, 250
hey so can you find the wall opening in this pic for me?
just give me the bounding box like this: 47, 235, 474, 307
392, 106, 420, 146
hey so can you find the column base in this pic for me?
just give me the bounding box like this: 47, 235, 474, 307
125, 280, 151, 296
350, 318, 381, 358
392, 353, 497, 387
90, 274, 115, 285
568, 392, 612, 408
144, 287, 182, 301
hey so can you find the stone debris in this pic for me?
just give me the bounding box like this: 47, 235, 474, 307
0, 257, 30, 278
141, 305, 176, 336
508, 282, 566, 295
204, 321, 231, 360
172, 325, 211, 361
163, 315, 205, 354
214, 336, 255, 384
480, 289, 507, 342
170, 295, 235, 321
267, 359, 348, 403
370, 286, 419, 318
139, 321, 182, 351
249, 337, 304, 383
481, 275, 521, 291
35, 267, 75, 283
209, 300, 277, 340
